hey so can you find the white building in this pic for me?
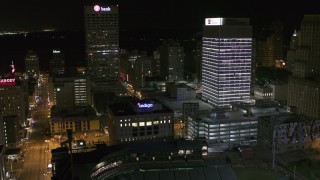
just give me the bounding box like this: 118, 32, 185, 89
201, 18, 252, 108
187, 110, 258, 151
186, 100, 290, 152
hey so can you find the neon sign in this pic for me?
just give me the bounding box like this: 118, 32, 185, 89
137, 103, 153, 108
93, 5, 111, 12
101, 7, 111, 11
205, 18, 224, 26
0, 78, 16, 86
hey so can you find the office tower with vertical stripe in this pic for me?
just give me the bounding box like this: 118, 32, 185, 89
201, 18, 252, 108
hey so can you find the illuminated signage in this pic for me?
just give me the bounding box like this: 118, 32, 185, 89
93, 5, 111, 12
0, 78, 16, 86
137, 103, 153, 108
53, 50, 60, 53
205, 18, 224, 26
101, 7, 111, 11
94, 5, 100, 11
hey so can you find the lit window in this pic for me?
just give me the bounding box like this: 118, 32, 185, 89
132, 123, 138, 127
146, 121, 152, 126
153, 121, 159, 125
139, 122, 145, 126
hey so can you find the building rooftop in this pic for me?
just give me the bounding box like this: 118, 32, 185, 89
196, 106, 291, 124
155, 96, 213, 113
108, 99, 174, 116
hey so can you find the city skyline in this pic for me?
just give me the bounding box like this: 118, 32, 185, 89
1, 1, 320, 74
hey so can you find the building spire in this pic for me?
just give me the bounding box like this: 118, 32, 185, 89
10, 61, 15, 76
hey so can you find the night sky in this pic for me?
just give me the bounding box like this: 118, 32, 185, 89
0, 0, 320, 73
1, 0, 320, 31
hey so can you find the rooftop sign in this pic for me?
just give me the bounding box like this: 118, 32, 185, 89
94, 5, 111, 12
205, 18, 224, 26
0, 78, 16, 86
137, 103, 153, 108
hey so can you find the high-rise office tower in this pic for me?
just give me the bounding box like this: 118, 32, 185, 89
201, 18, 252, 108
84, 4, 119, 81
25, 50, 39, 79
49, 49, 65, 75
287, 14, 320, 119
159, 40, 184, 82
49, 74, 92, 111
255, 20, 284, 67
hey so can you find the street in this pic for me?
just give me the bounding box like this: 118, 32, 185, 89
19, 75, 52, 180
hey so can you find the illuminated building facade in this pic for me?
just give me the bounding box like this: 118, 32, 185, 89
187, 111, 258, 150
106, 99, 174, 145
0, 115, 21, 148
49, 74, 92, 111
287, 15, 320, 119
50, 116, 100, 134
258, 113, 320, 154
201, 18, 252, 108
84, 4, 119, 81
49, 50, 65, 75
24, 50, 40, 79
0, 78, 26, 125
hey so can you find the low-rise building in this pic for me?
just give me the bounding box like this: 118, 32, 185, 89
186, 100, 289, 152
50, 106, 100, 134
258, 113, 320, 154
106, 98, 174, 145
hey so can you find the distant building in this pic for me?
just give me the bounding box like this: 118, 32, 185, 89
152, 51, 161, 77
121, 50, 154, 93
187, 110, 258, 151
0, 115, 22, 148
0, 144, 5, 180
158, 40, 184, 82
49, 50, 65, 75
84, 4, 119, 81
267, 82, 288, 105
255, 20, 284, 67
49, 74, 92, 111
24, 50, 40, 79
186, 100, 288, 152
201, 18, 252, 108
166, 82, 197, 101
258, 114, 320, 154
106, 99, 174, 145
287, 14, 320, 119
50, 107, 100, 134
253, 86, 273, 100
287, 77, 320, 118
0, 77, 27, 125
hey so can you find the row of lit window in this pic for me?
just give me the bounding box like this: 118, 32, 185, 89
120, 120, 171, 127
120, 136, 163, 142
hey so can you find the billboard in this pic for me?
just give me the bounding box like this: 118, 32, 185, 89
0, 78, 16, 86
94, 5, 111, 12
